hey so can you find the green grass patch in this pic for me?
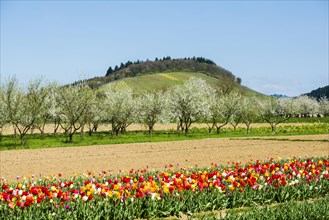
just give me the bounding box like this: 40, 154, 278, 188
191, 195, 329, 219
0, 123, 328, 151
106, 72, 218, 93
223, 195, 329, 219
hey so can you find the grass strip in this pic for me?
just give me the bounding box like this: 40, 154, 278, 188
189, 195, 329, 220
1, 123, 328, 151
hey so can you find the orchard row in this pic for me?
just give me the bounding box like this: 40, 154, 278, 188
0, 77, 328, 143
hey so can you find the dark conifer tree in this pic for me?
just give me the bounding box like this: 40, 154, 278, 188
106, 66, 113, 76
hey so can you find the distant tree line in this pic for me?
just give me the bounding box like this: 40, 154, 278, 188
106, 56, 216, 76
304, 85, 329, 100
79, 57, 239, 89
270, 94, 289, 98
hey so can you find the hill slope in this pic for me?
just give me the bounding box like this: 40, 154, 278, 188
99, 72, 265, 98
84, 57, 237, 89
101, 72, 215, 91
80, 57, 265, 97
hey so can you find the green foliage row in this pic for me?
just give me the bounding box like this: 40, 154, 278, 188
1, 123, 328, 151
105, 56, 217, 76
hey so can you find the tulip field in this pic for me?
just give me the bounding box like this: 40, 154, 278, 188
1, 157, 329, 219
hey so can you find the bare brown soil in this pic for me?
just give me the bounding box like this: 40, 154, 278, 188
1, 135, 328, 181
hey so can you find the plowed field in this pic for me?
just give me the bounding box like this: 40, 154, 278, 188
1, 135, 328, 181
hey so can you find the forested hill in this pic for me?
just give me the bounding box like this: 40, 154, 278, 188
83, 57, 240, 89
304, 85, 329, 100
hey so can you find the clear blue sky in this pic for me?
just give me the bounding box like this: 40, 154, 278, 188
1, 1, 328, 96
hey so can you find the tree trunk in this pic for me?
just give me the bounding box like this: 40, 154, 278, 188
41, 123, 46, 137
80, 125, 84, 139
87, 123, 93, 136
246, 124, 251, 134
148, 125, 153, 137
19, 134, 26, 145
120, 126, 126, 133
271, 124, 276, 133
111, 121, 116, 137
177, 119, 183, 133
40, 130, 45, 139
53, 121, 60, 136
13, 125, 17, 137
184, 123, 189, 136
69, 133, 73, 142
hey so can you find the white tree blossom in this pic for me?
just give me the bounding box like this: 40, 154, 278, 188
56, 82, 94, 142
44, 84, 63, 135
1, 77, 24, 140
30, 82, 57, 137
258, 97, 297, 133
103, 87, 137, 135
239, 97, 259, 133
138, 91, 169, 136
0, 86, 7, 140
168, 78, 214, 135
294, 95, 319, 117
318, 97, 329, 117
1, 77, 50, 143
82, 91, 104, 136
206, 91, 243, 133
